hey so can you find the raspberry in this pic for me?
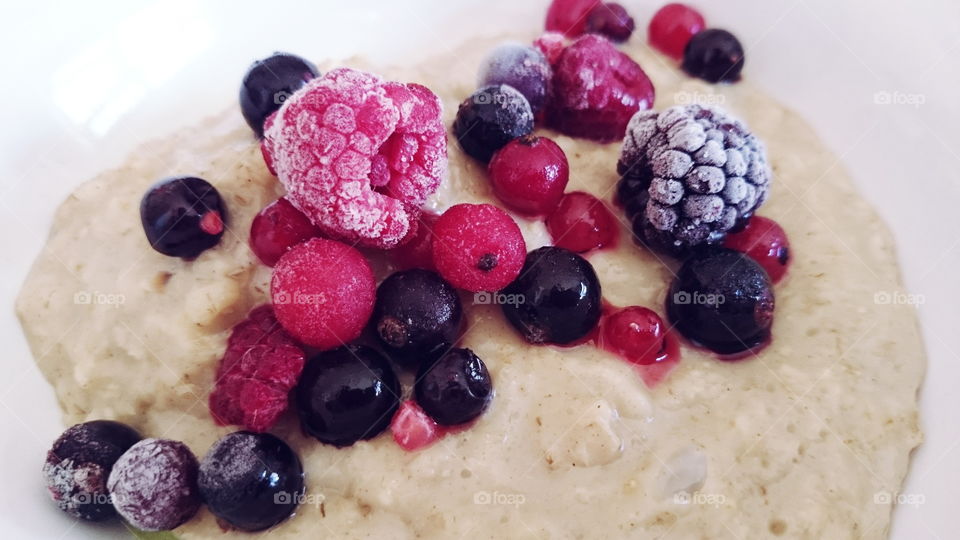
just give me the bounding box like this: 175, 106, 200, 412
262, 68, 447, 249
547, 35, 655, 142
249, 197, 320, 267
545, 0, 603, 37
723, 216, 791, 283
533, 32, 567, 66
648, 3, 706, 60
585, 3, 636, 43
432, 204, 526, 292
391, 400, 442, 451
488, 135, 569, 216
546, 191, 618, 253
209, 305, 306, 433
389, 211, 439, 271
617, 105, 771, 256
271, 237, 376, 348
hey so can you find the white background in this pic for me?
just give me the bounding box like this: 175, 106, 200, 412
0, 0, 957, 537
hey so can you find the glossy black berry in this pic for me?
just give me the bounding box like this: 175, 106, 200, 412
295, 345, 401, 447
42, 420, 141, 521
415, 348, 492, 426
453, 84, 534, 162
666, 247, 775, 355
682, 29, 745, 83
500, 247, 602, 345
372, 269, 462, 366
198, 432, 304, 532
140, 176, 226, 259
240, 52, 320, 137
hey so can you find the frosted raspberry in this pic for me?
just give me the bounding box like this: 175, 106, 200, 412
209, 305, 306, 433
262, 68, 447, 249
271, 237, 376, 349
547, 35, 655, 142
432, 204, 526, 292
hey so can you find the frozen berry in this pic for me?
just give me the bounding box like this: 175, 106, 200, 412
432, 203, 526, 292
478, 44, 552, 115
723, 216, 790, 283
489, 135, 569, 216
545, 0, 603, 36
648, 3, 706, 60
271, 238, 376, 349
618, 105, 771, 256
667, 248, 775, 355
415, 348, 492, 426
600, 306, 666, 365
140, 176, 226, 259
391, 400, 442, 451
43, 420, 141, 521
453, 85, 534, 162
198, 432, 304, 532
683, 29, 745, 83
262, 68, 447, 249
249, 198, 320, 267
209, 306, 305, 433
239, 52, 320, 137
389, 211, 439, 271
107, 439, 201, 532
372, 269, 462, 365
296, 345, 401, 447
546, 191, 618, 253
533, 32, 567, 66
501, 247, 602, 345
585, 3, 635, 43
547, 35, 655, 142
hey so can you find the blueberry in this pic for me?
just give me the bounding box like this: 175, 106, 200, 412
682, 29, 745, 83
500, 247, 602, 345
295, 345, 401, 447
477, 44, 552, 114
666, 247, 774, 354
415, 348, 492, 426
372, 269, 463, 366
240, 52, 320, 137
453, 84, 534, 162
42, 420, 141, 521
140, 176, 226, 259
107, 438, 201, 531
198, 432, 304, 532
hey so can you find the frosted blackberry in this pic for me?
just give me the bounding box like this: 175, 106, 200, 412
617, 104, 771, 257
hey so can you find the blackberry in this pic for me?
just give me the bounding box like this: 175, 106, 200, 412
617, 104, 771, 257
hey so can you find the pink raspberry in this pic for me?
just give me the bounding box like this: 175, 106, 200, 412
547, 35, 655, 142
545, 0, 603, 37
432, 203, 526, 292
262, 68, 447, 249
209, 305, 306, 433
271, 237, 376, 349
534, 32, 568, 66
